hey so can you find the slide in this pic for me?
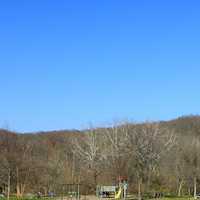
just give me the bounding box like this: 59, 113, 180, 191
115, 187, 122, 199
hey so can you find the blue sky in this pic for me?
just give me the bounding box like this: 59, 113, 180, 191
0, 0, 200, 132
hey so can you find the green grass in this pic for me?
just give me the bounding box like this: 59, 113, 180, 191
0, 196, 196, 200
0, 198, 55, 200
163, 198, 194, 200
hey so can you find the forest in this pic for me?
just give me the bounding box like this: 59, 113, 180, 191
0, 115, 200, 199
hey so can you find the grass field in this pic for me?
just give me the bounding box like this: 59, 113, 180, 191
162, 198, 195, 200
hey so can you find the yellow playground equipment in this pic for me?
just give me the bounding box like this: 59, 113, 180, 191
114, 187, 122, 199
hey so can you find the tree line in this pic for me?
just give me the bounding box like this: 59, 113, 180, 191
0, 115, 200, 199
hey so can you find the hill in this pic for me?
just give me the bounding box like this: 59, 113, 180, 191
0, 115, 200, 197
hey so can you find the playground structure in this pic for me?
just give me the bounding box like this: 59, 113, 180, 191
96, 186, 117, 198
96, 177, 128, 199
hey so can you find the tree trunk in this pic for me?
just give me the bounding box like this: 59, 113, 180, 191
7, 168, 10, 200
44, 187, 48, 196
188, 187, 191, 196
178, 179, 184, 197
16, 167, 22, 198
194, 176, 197, 200
147, 170, 151, 192
16, 168, 29, 197
71, 152, 75, 182
93, 170, 98, 192
138, 178, 142, 200
21, 183, 26, 197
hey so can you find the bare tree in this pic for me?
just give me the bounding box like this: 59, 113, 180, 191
103, 123, 130, 180
73, 128, 104, 191
183, 137, 200, 199
129, 122, 175, 200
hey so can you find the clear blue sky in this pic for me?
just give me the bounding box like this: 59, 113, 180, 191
0, 0, 200, 132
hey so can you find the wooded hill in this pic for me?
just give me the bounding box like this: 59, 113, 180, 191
1, 115, 200, 198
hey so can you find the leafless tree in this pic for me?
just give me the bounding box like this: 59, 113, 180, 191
129, 122, 176, 200
103, 123, 131, 180
73, 128, 104, 190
